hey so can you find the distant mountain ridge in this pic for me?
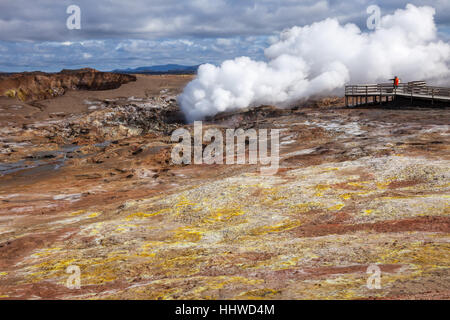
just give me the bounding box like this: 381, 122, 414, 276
112, 64, 199, 74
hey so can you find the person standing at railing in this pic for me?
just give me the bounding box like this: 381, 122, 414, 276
388, 76, 400, 95
389, 76, 400, 88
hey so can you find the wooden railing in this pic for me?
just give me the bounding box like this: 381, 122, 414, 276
345, 81, 450, 106
346, 81, 450, 96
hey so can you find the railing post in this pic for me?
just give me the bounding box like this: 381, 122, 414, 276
379, 85, 382, 105
352, 86, 355, 106
365, 85, 368, 106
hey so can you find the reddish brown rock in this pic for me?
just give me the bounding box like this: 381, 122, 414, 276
0, 68, 136, 101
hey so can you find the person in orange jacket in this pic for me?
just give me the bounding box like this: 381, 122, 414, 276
393, 76, 399, 88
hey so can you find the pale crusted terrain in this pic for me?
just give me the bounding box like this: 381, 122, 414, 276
0, 75, 449, 299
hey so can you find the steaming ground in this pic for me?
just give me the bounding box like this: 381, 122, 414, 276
179, 4, 450, 122
0, 76, 449, 299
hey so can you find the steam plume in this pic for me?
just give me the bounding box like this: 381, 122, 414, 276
179, 4, 450, 122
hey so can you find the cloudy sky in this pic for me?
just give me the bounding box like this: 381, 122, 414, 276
0, 0, 449, 72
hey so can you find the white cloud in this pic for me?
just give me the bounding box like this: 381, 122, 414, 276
0, 1, 449, 41
0, 1, 449, 72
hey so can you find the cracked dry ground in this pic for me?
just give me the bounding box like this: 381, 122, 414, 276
0, 85, 449, 299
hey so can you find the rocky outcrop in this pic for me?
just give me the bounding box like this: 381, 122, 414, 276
1, 75, 449, 300
0, 68, 136, 101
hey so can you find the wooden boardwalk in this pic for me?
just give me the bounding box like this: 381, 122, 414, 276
345, 81, 450, 107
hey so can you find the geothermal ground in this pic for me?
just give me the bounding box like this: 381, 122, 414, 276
0, 74, 449, 299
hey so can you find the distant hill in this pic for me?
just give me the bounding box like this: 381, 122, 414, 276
112, 64, 199, 74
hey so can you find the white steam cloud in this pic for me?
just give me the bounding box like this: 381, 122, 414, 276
178, 4, 450, 122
